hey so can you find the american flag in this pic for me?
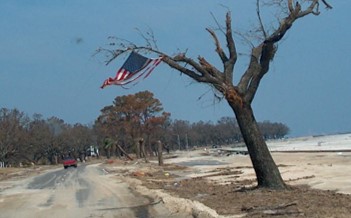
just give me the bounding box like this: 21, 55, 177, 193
101, 51, 163, 89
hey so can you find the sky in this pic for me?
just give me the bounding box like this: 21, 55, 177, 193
0, 0, 350, 137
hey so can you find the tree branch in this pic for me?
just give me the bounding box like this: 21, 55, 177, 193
288, 0, 294, 13
173, 53, 208, 76
224, 12, 237, 83
225, 12, 237, 62
321, 0, 333, 9
162, 55, 220, 84
256, 0, 267, 39
237, 45, 262, 95
264, 0, 330, 44
245, 43, 276, 103
241, 0, 332, 103
297, 1, 319, 18
206, 28, 228, 63
198, 56, 223, 79
206, 11, 238, 84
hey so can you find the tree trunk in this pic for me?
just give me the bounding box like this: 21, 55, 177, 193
139, 139, 148, 163
229, 102, 286, 189
115, 147, 121, 158
135, 140, 141, 159
105, 148, 111, 159
116, 144, 133, 161
157, 140, 163, 166
140, 142, 149, 163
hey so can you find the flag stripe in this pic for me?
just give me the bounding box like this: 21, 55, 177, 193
143, 57, 163, 79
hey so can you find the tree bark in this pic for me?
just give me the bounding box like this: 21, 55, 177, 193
157, 140, 163, 166
228, 101, 286, 189
105, 148, 111, 159
135, 140, 141, 159
139, 139, 148, 163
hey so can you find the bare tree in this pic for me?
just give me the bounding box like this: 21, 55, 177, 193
98, 0, 332, 189
29, 114, 55, 164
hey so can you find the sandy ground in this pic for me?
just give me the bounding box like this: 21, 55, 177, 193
2, 134, 351, 217
97, 148, 351, 217
102, 134, 351, 217
164, 149, 351, 194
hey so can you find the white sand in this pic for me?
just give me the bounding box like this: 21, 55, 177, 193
165, 133, 351, 194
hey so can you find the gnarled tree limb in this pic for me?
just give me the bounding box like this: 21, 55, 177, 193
224, 12, 237, 83
321, 0, 333, 9
206, 28, 228, 63
241, 0, 332, 104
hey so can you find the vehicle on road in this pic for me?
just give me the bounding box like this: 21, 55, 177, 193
63, 157, 77, 169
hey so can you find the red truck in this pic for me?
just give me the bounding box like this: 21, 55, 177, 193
63, 157, 77, 169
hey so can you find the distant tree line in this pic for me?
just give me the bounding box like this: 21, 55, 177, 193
0, 91, 289, 166
0, 108, 96, 166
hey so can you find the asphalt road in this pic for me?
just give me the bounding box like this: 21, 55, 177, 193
0, 164, 185, 218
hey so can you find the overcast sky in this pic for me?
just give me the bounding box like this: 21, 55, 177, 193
1, 1, 350, 137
